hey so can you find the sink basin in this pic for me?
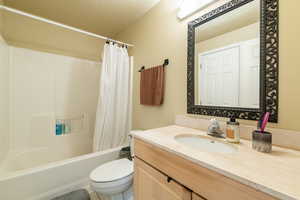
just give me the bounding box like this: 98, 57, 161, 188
175, 134, 237, 153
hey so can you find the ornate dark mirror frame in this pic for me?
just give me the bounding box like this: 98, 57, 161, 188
187, 0, 278, 122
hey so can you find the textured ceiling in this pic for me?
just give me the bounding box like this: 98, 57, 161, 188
4, 0, 160, 37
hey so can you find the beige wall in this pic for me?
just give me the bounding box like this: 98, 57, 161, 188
116, 0, 300, 131
196, 22, 259, 54
0, 1, 3, 35
3, 11, 104, 61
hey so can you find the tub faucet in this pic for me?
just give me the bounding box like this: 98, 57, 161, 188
208, 118, 224, 138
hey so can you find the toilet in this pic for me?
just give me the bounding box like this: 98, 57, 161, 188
90, 158, 134, 200
89, 131, 141, 200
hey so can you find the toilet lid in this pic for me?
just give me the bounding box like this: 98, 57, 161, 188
90, 158, 133, 183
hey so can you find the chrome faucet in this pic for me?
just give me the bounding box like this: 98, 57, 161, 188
208, 118, 224, 138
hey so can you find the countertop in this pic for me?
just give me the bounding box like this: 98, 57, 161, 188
133, 125, 300, 200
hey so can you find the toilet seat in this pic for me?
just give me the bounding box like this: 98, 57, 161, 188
91, 174, 133, 192
90, 158, 133, 183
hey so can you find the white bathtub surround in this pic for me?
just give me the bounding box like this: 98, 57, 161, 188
0, 46, 101, 176
9, 46, 100, 153
0, 35, 9, 164
0, 142, 94, 173
94, 43, 132, 151
0, 146, 122, 200
175, 115, 300, 150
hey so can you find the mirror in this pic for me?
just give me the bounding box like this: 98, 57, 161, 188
194, 0, 260, 108
187, 0, 279, 122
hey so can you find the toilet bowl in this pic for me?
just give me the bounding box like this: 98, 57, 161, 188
90, 158, 133, 200
90, 130, 142, 200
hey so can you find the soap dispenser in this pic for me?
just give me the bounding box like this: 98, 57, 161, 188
226, 117, 240, 143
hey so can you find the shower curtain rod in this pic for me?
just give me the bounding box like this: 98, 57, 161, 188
0, 5, 134, 47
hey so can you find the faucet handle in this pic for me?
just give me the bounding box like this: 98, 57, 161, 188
208, 118, 224, 138
209, 118, 220, 128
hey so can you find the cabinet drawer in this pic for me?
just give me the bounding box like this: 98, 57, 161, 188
134, 138, 278, 200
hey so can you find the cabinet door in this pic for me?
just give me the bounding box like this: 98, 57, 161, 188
192, 193, 206, 200
134, 157, 192, 200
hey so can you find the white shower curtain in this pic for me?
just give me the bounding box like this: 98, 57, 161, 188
93, 43, 131, 151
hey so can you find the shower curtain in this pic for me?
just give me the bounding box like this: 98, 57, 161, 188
93, 43, 131, 151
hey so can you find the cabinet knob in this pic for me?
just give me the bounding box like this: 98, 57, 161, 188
167, 176, 172, 183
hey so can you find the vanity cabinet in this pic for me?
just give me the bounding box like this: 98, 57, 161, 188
134, 157, 192, 200
134, 138, 278, 200
134, 157, 205, 200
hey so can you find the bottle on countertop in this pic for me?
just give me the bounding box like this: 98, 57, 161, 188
226, 117, 240, 143
56, 120, 63, 135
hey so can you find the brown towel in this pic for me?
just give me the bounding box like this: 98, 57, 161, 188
140, 65, 165, 106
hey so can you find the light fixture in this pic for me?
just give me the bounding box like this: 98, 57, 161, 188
177, 0, 216, 20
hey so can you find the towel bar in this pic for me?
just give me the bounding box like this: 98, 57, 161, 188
138, 59, 169, 72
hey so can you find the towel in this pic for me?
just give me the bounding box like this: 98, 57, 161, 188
140, 65, 165, 106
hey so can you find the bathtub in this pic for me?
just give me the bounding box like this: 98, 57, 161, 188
0, 146, 123, 200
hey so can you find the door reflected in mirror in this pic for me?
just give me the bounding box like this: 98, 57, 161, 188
194, 0, 260, 108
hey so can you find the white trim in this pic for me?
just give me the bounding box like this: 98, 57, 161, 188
0, 5, 134, 47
